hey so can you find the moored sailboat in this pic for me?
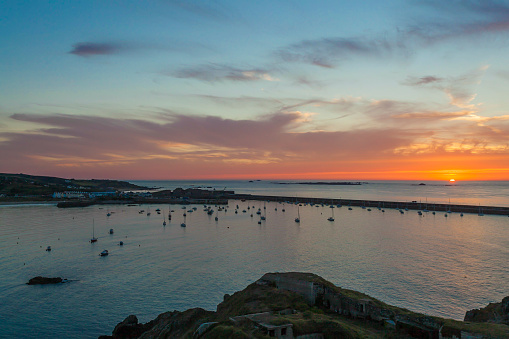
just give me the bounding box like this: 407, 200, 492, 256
90, 219, 98, 243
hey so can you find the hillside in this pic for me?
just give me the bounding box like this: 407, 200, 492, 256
0, 173, 147, 197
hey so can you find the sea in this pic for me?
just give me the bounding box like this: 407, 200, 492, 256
1, 180, 508, 338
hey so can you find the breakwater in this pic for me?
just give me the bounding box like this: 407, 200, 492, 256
227, 193, 509, 216
53, 193, 509, 215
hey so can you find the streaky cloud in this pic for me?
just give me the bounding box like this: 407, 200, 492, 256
403, 76, 444, 86
170, 63, 277, 82
69, 42, 122, 57
276, 37, 394, 68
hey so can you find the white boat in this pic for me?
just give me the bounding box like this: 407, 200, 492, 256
99, 250, 109, 256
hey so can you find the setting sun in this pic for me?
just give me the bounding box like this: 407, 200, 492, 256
450, 179, 456, 182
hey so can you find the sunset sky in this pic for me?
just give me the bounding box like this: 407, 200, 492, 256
1, 1, 509, 181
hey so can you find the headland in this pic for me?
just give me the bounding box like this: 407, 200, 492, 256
100, 272, 509, 338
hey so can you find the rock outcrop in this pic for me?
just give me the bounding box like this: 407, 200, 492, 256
100, 309, 215, 339
26, 276, 63, 285
464, 296, 509, 325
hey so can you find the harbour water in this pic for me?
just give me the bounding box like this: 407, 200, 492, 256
1, 180, 508, 338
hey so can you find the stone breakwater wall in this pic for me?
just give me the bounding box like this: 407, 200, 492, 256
229, 194, 509, 216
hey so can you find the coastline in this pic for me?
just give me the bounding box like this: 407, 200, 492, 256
0, 201, 58, 206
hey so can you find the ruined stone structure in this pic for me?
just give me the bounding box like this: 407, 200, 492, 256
259, 273, 486, 339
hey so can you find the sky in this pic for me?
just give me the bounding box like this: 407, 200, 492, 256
1, 0, 509, 181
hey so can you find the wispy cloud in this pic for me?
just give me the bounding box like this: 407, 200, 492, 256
403, 67, 488, 108
403, 76, 444, 86
275, 1, 509, 69
170, 63, 278, 82
69, 42, 124, 57
276, 37, 396, 68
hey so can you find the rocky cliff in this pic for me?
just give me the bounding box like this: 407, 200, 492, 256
465, 296, 509, 325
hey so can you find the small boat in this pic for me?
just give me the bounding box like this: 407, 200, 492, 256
106, 212, 111, 217
180, 223, 186, 227
99, 250, 109, 256
295, 206, 301, 223
90, 220, 98, 243
119, 241, 124, 246
46, 246, 51, 251
327, 207, 335, 221
109, 228, 114, 234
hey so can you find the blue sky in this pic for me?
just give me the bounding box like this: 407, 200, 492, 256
1, 0, 509, 180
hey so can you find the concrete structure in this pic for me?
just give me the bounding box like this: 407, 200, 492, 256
230, 312, 293, 338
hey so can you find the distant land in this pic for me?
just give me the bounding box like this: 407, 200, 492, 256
100, 272, 509, 339
0, 173, 148, 198
276, 181, 366, 185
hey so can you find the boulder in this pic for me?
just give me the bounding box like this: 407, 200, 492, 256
27, 276, 63, 285
111, 315, 146, 338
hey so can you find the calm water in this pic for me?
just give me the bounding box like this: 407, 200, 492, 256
1, 181, 508, 338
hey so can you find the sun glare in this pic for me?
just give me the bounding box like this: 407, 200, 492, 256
449, 179, 456, 182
